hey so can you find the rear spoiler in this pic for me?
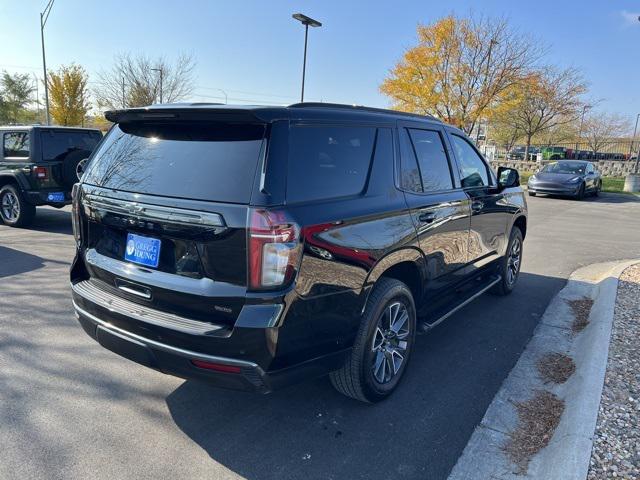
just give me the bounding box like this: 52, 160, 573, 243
105, 106, 282, 124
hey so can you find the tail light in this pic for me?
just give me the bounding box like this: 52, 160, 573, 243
248, 209, 301, 290
33, 166, 48, 180
71, 183, 82, 245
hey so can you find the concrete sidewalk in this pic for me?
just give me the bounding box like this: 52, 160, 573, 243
448, 259, 639, 480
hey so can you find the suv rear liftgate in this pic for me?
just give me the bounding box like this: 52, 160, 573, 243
71, 110, 308, 392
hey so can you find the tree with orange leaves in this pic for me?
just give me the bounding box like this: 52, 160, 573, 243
380, 15, 541, 135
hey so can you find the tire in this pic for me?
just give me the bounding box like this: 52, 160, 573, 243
0, 184, 35, 227
575, 183, 585, 200
330, 278, 416, 403
490, 227, 523, 296
528, 191, 536, 197
61, 150, 89, 187
593, 181, 601, 197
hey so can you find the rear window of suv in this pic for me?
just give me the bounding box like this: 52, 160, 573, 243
82, 122, 265, 203
41, 130, 102, 161
287, 125, 376, 203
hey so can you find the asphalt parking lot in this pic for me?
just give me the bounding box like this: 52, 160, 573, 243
1, 193, 639, 480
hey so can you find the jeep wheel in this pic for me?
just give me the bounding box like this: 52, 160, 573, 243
62, 151, 89, 187
490, 227, 523, 296
330, 278, 416, 403
0, 184, 35, 227
75, 158, 88, 181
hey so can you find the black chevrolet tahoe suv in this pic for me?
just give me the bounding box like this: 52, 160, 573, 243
0, 125, 102, 227
70, 103, 527, 403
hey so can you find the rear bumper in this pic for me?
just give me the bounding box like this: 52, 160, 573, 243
71, 292, 350, 393
25, 189, 72, 206
74, 301, 272, 392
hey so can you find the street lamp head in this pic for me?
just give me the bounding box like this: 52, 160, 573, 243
292, 13, 322, 27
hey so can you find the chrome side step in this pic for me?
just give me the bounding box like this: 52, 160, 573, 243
421, 275, 502, 331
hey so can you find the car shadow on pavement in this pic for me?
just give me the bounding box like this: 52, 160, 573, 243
0, 246, 46, 278
592, 192, 640, 204
166, 271, 567, 480
27, 207, 73, 235
533, 192, 640, 204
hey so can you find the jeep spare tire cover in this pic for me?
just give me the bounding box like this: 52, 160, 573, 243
61, 150, 90, 186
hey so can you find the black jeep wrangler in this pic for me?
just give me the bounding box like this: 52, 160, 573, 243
0, 125, 102, 227
70, 103, 527, 403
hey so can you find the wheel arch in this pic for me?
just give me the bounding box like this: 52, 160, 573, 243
361, 248, 427, 312
512, 214, 527, 239
0, 173, 30, 191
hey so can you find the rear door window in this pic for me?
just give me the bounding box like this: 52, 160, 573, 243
286, 125, 376, 203
407, 128, 453, 192
82, 122, 266, 203
399, 128, 422, 193
41, 130, 101, 161
3, 132, 30, 158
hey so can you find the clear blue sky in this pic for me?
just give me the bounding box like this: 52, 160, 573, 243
1, 0, 639, 120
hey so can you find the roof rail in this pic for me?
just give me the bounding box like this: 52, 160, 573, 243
288, 102, 440, 122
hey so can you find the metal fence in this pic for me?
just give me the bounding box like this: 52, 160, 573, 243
479, 141, 639, 163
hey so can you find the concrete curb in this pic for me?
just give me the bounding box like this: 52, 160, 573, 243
448, 259, 640, 480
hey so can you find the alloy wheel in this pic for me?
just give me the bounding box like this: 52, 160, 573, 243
1, 191, 20, 222
76, 158, 88, 181
506, 237, 522, 285
371, 301, 410, 384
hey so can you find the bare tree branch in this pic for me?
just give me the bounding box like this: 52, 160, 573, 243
95, 53, 196, 109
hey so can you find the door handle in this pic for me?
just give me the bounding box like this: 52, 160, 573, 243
418, 212, 437, 224
115, 278, 152, 299
471, 201, 484, 213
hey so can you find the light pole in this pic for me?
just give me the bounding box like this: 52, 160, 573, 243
32, 73, 41, 123
476, 39, 498, 145
40, 0, 55, 125
576, 104, 590, 156
635, 14, 640, 173
151, 67, 163, 103
633, 113, 640, 174
292, 13, 322, 102
629, 113, 639, 158
215, 88, 228, 104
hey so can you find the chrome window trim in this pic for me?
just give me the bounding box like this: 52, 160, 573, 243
84, 249, 245, 297
83, 194, 225, 228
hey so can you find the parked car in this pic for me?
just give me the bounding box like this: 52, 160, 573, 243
572, 150, 592, 160
507, 146, 527, 160
507, 146, 539, 161
540, 146, 568, 160
0, 125, 102, 226
70, 103, 527, 402
527, 160, 601, 199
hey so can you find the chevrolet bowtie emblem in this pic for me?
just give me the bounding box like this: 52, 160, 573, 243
129, 204, 144, 215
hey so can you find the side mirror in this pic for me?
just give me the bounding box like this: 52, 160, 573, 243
497, 166, 520, 190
